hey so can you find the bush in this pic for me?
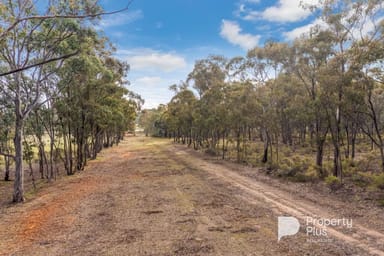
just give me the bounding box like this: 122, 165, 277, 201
377, 198, 384, 207
304, 165, 320, 181
373, 173, 384, 190
325, 175, 342, 191
322, 162, 333, 177
290, 173, 312, 182
342, 159, 357, 177
277, 158, 296, 177
204, 148, 217, 156
356, 151, 377, 172
351, 172, 373, 187
266, 162, 280, 173
276, 157, 317, 182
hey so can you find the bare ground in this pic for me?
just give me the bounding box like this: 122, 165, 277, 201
0, 135, 383, 255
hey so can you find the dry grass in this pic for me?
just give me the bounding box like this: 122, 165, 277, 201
0, 135, 382, 255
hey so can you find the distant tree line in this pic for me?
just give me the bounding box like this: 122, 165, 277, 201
139, 0, 384, 181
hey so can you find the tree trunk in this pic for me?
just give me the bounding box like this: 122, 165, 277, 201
13, 114, 24, 203
261, 129, 269, 163
222, 131, 226, 160
38, 141, 45, 179
236, 129, 241, 163
378, 146, 384, 172
4, 155, 11, 181
316, 138, 325, 177
276, 133, 279, 164
351, 130, 356, 160
333, 144, 342, 179
49, 137, 54, 181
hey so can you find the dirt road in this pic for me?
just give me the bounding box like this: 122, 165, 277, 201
0, 136, 383, 255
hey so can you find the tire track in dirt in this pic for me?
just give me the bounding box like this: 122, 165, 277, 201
169, 147, 384, 256
1, 136, 382, 255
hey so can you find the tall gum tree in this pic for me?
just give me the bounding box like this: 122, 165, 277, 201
0, 0, 101, 202
292, 31, 333, 176
319, 0, 384, 178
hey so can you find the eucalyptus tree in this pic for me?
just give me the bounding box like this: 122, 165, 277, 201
347, 5, 384, 170
225, 81, 260, 162
272, 73, 308, 147
0, 0, 103, 202
247, 42, 293, 164
0, 1, 132, 77
187, 56, 228, 153
154, 0, 384, 177
167, 88, 197, 145
0, 106, 13, 181
316, 0, 384, 177
139, 109, 162, 137
56, 30, 131, 172
292, 31, 333, 175
187, 55, 227, 98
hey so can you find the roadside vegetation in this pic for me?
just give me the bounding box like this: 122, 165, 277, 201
0, 0, 141, 203
138, 0, 384, 202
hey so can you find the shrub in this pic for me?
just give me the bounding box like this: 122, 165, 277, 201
304, 165, 320, 181
322, 162, 333, 177
356, 151, 377, 172
373, 173, 384, 190
204, 148, 217, 156
325, 175, 342, 191
377, 198, 384, 207
351, 172, 373, 187
266, 162, 280, 173
276, 157, 317, 182
342, 159, 357, 177
290, 173, 311, 182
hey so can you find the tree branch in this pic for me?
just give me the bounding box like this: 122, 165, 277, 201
0, 152, 15, 159
0, 1, 134, 39
0, 51, 79, 77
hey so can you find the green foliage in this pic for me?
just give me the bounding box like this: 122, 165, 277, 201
276, 157, 318, 182
373, 174, 384, 190
23, 142, 35, 162
0, 0, 142, 201
265, 162, 280, 172
325, 175, 342, 191
342, 159, 357, 177
356, 151, 378, 172
351, 172, 373, 187
304, 165, 321, 181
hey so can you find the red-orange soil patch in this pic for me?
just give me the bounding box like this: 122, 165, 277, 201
18, 177, 99, 240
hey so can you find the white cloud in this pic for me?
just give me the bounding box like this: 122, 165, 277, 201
130, 75, 183, 109
348, 11, 384, 41
245, 0, 260, 3
241, 0, 318, 23
134, 76, 163, 86
220, 20, 260, 50
263, 0, 317, 22
239, 4, 246, 12
283, 11, 383, 41
98, 10, 143, 28
118, 48, 187, 72
283, 18, 325, 40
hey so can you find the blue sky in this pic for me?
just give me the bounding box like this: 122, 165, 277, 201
98, 0, 320, 109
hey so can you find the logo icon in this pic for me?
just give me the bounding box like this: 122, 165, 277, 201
278, 216, 300, 241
